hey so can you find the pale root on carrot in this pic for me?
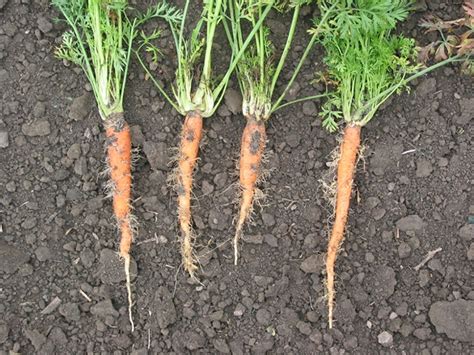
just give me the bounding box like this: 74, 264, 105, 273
234, 115, 266, 265
177, 111, 203, 276
326, 124, 361, 329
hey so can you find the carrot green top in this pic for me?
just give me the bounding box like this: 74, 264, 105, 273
53, 0, 181, 120
315, 0, 419, 131
225, 0, 313, 121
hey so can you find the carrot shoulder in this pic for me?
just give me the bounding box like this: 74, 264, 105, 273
177, 111, 203, 276
234, 115, 266, 265
327, 124, 361, 328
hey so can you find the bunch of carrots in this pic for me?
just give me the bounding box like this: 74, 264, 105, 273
53, 0, 468, 331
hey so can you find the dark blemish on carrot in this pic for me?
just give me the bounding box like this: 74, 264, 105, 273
249, 129, 261, 155
186, 129, 195, 142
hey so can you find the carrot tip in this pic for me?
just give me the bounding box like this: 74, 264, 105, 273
233, 227, 243, 265
123, 254, 135, 332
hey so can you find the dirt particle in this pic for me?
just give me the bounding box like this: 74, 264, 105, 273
98, 249, 137, 284
0, 321, 9, 344
90, 299, 119, 319
261, 212, 275, 227
21, 120, 51, 137
467, 243, 474, 261
59, 302, 81, 322
225, 88, 242, 115
153, 286, 177, 329
25, 329, 47, 351
244, 234, 263, 244
458, 224, 474, 241
35, 246, 51, 262
377, 331, 393, 347
255, 308, 271, 325
69, 93, 92, 121
0, 241, 29, 273
285, 132, 300, 148
398, 242, 412, 259
37, 16, 53, 33
396, 214, 426, 232
296, 320, 312, 335
300, 254, 324, 274
213, 338, 230, 353
429, 300, 474, 342
143, 141, 168, 171
183, 330, 206, 350
416, 158, 433, 178
0, 131, 9, 148
233, 303, 246, 317
67, 143, 82, 160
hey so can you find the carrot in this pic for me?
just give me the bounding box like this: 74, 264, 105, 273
176, 111, 203, 276
234, 116, 267, 264
326, 124, 361, 329
105, 113, 134, 331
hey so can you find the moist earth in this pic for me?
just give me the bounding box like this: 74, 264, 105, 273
0, 0, 473, 354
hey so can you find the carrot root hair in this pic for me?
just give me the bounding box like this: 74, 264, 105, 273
105, 113, 135, 331
176, 111, 203, 277
326, 124, 361, 329
234, 115, 266, 265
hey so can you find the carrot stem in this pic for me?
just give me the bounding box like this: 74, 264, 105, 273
234, 115, 266, 265
327, 124, 361, 329
105, 112, 134, 331
177, 111, 203, 276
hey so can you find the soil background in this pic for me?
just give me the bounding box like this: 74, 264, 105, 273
0, 0, 473, 354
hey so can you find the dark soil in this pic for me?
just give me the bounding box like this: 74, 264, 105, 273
1, 0, 473, 354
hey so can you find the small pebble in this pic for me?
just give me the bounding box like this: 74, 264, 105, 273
377, 331, 393, 347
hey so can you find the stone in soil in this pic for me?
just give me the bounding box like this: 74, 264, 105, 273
0, 241, 29, 273
34, 246, 51, 262
467, 243, 474, 261
429, 299, 474, 342
59, 302, 81, 322
25, 329, 47, 351
90, 299, 119, 319
256, 308, 272, 325
0, 321, 8, 344
0, 131, 9, 148
208, 208, 229, 231
396, 214, 426, 232
458, 224, 473, 241
69, 93, 92, 121
97, 249, 137, 284
183, 331, 206, 350
368, 266, 397, 301
153, 286, 177, 329
456, 98, 474, 125
377, 331, 393, 347
21, 120, 51, 137
37, 16, 53, 33
300, 254, 325, 274
224, 88, 242, 115
416, 158, 433, 178
143, 141, 168, 171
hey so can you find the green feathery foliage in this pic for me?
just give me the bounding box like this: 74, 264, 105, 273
138, 0, 270, 118
316, 0, 425, 131
53, 0, 181, 120
225, 0, 314, 120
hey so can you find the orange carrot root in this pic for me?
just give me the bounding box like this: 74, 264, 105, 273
105, 113, 135, 331
326, 124, 361, 329
177, 111, 203, 276
234, 115, 266, 265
